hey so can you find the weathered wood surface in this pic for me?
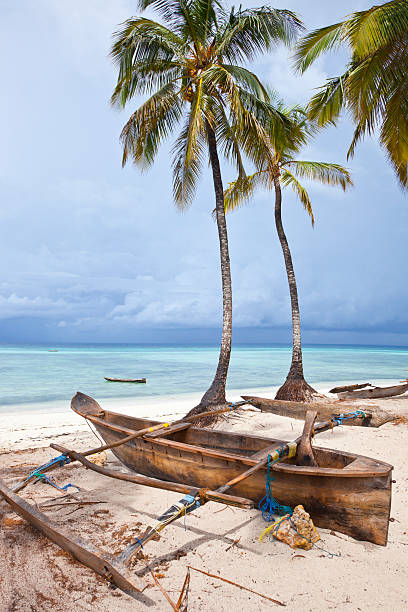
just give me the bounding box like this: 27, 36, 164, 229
71, 393, 393, 545
337, 383, 408, 400
50, 443, 254, 509
0, 477, 146, 595
104, 377, 146, 383
70, 392, 248, 459
329, 383, 371, 394
296, 411, 318, 467
241, 395, 396, 427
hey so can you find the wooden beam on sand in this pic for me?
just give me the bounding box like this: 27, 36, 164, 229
241, 395, 397, 427
0, 477, 146, 596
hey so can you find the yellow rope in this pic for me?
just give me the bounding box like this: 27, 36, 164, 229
287, 442, 297, 458
259, 514, 290, 542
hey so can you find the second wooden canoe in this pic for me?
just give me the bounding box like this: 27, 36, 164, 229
337, 382, 408, 399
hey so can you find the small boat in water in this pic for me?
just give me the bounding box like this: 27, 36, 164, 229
104, 377, 146, 383
71, 392, 393, 546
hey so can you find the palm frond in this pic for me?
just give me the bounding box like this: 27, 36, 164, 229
172, 99, 207, 209
189, 0, 219, 44
379, 81, 408, 188
214, 103, 247, 179
346, 0, 408, 59
120, 82, 183, 168
294, 21, 344, 73
200, 64, 279, 158
217, 7, 303, 63
284, 160, 353, 190
295, 1, 408, 189
307, 72, 348, 126
111, 18, 183, 107
112, 59, 181, 105
280, 169, 314, 225
220, 64, 269, 101
224, 171, 270, 212
137, 0, 199, 40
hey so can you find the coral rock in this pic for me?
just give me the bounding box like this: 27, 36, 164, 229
273, 505, 320, 550
87, 451, 107, 467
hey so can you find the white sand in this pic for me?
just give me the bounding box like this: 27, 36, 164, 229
1, 383, 407, 611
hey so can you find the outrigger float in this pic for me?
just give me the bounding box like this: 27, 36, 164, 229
0, 392, 393, 597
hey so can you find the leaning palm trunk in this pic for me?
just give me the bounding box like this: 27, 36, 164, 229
273, 175, 316, 401
186, 123, 232, 421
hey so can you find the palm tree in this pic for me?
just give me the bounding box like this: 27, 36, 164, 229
294, 0, 408, 189
110, 0, 303, 417
225, 106, 353, 401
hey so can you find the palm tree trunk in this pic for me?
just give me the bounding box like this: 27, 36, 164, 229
186, 121, 232, 418
273, 174, 316, 401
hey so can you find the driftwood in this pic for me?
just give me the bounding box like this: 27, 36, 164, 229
241, 395, 397, 428
329, 383, 371, 394
104, 377, 146, 383
337, 383, 408, 400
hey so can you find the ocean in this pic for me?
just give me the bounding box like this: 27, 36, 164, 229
0, 343, 407, 411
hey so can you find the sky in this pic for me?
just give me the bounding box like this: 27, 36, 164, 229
0, 0, 407, 346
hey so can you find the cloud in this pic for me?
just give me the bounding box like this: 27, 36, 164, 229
0, 0, 407, 344
0, 294, 69, 319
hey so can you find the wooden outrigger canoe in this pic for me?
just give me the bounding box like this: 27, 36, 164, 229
0, 392, 394, 597
69, 392, 393, 547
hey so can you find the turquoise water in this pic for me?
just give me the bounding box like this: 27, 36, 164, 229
0, 343, 407, 410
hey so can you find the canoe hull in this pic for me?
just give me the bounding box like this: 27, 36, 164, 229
88, 409, 392, 546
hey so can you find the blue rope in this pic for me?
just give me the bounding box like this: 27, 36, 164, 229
228, 402, 237, 411
259, 453, 293, 521
33, 472, 81, 493
182, 494, 200, 530
13, 454, 78, 492
331, 409, 366, 427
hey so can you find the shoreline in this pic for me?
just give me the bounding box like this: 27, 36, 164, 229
0, 377, 403, 416
1, 378, 406, 452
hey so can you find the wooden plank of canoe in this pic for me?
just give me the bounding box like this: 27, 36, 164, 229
337, 383, 408, 399
50, 443, 254, 509
0, 477, 146, 595
241, 395, 396, 427
82, 412, 261, 466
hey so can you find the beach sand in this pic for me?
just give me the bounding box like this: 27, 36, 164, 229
0, 385, 407, 611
